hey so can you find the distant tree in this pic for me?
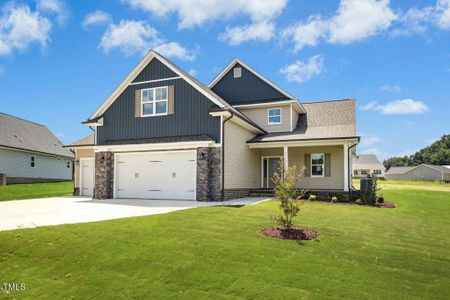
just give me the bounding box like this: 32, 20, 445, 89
383, 135, 450, 170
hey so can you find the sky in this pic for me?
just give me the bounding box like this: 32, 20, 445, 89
0, 0, 449, 161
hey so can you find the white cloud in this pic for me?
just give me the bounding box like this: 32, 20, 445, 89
99, 20, 196, 60
362, 99, 429, 114
220, 21, 275, 45
390, 6, 434, 37
379, 84, 401, 93
82, 10, 112, 29
188, 69, 197, 76
122, 0, 287, 29
154, 42, 197, 61
281, 15, 327, 52
279, 54, 324, 83
359, 134, 381, 148
0, 4, 52, 56
37, 0, 67, 25
436, 0, 450, 29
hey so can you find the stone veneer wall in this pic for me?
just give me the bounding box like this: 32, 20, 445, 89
93, 151, 114, 199
5, 177, 71, 185
223, 189, 251, 200
197, 147, 222, 201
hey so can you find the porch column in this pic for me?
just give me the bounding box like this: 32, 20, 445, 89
283, 146, 289, 170
343, 143, 349, 192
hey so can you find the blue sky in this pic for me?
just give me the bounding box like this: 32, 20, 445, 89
0, 0, 449, 160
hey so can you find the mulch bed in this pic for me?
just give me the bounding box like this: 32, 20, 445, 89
260, 226, 319, 240
377, 201, 396, 208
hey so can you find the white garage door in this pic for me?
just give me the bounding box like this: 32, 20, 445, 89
115, 151, 197, 200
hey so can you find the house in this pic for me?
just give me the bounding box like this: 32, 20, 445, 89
0, 113, 73, 185
67, 50, 359, 200
352, 154, 385, 178
385, 164, 450, 182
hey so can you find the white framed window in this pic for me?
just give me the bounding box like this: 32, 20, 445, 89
30, 156, 35, 168
354, 170, 358, 176
142, 86, 168, 117
268, 108, 281, 125
361, 170, 368, 175
233, 67, 241, 78
311, 153, 324, 177
67, 161, 71, 168
373, 170, 381, 175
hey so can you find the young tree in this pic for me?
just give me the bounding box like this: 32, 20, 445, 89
271, 159, 304, 230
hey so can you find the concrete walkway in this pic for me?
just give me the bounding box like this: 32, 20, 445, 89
0, 197, 272, 231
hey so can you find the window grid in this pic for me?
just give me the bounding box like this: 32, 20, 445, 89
142, 86, 168, 117
268, 108, 281, 125
311, 153, 324, 177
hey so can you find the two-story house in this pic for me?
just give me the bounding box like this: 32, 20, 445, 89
66, 50, 359, 201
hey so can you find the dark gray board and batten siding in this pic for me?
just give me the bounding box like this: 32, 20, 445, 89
97, 58, 221, 144
211, 63, 288, 105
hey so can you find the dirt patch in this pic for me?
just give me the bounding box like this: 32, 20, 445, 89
377, 201, 396, 208
260, 226, 319, 240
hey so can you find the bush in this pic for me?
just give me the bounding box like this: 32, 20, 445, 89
308, 194, 317, 201
331, 196, 338, 203
271, 159, 305, 230
361, 174, 381, 205
355, 199, 363, 205
377, 195, 384, 203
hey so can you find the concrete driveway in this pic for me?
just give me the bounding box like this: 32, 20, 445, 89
0, 197, 270, 231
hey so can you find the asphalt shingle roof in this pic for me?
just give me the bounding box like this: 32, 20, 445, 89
0, 112, 73, 158
248, 99, 358, 143
353, 154, 383, 166
65, 134, 95, 147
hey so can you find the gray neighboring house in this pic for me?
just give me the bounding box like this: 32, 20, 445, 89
67, 50, 359, 201
353, 154, 385, 178
0, 113, 74, 185
385, 164, 450, 182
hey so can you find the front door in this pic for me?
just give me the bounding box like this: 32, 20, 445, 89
80, 158, 94, 196
262, 157, 281, 188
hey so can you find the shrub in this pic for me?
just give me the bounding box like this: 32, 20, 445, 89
308, 194, 317, 201
377, 195, 384, 203
361, 174, 381, 205
331, 196, 338, 203
355, 199, 363, 205
271, 159, 305, 230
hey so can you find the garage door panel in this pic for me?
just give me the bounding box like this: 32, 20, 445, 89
115, 151, 197, 200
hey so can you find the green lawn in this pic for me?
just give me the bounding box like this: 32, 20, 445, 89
1, 189, 449, 299
353, 178, 450, 192
0, 181, 73, 201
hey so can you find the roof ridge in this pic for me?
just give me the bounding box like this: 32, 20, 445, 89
0, 112, 46, 127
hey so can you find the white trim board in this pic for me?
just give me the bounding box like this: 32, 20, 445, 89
208, 58, 294, 99
247, 138, 359, 149
94, 141, 220, 152
233, 99, 305, 114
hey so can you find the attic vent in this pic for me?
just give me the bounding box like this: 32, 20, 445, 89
233, 67, 241, 78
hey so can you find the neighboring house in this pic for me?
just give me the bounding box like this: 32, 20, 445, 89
0, 113, 73, 185
67, 50, 359, 200
385, 164, 450, 182
352, 154, 385, 178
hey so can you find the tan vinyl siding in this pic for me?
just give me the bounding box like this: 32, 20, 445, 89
239, 105, 291, 133
74, 148, 94, 188
289, 146, 344, 190
224, 121, 260, 189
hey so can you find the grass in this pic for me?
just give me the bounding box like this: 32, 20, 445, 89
1, 188, 449, 299
0, 181, 73, 201
353, 178, 450, 192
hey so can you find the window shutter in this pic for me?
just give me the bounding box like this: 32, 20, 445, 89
304, 153, 310, 177
135, 89, 141, 117
325, 153, 331, 177
168, 85, 175, 115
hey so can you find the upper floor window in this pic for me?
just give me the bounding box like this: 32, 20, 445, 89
268, 108, 281, 125
311, 153, 324, 177
361, 170, 368, 175
30, 156, 35, 168
353, 170, 358, 175
373, 170, 382, 175
142, 87, 168, 117
233, 67, 241, 78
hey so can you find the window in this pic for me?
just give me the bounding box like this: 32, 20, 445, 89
354, 170, 358, 175
30, 156, 35, 167
361, 170, 367, 175
233, 67, 241, 78
67, 161, 71, 168
142, 87, 168, 117
373, 170, 381, 175
268, 108, 281, 124
311, 153, 324, 177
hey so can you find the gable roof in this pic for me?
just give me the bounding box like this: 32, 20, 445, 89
87, 50, 265, 134
64, 134, 95, 148
208, 58, 294, 100
353, 154, 383, 166
0, 112, 73, 158
385, 164, 450, 175
248, 99, 358, 143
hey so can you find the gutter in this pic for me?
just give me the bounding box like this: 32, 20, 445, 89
348, 141, 358, 192
221, 112, 234, 201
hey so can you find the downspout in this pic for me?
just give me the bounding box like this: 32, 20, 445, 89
348, 142, 358, 192
221, 112, 234, 201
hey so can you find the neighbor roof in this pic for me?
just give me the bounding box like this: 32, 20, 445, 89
0, 112, 73, 158
353, 154, 383, 166
248, 99, 358, 143
385, 164, 450, 175
64, 134, 95, 148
